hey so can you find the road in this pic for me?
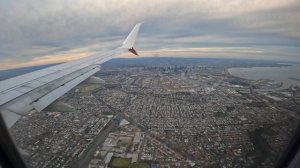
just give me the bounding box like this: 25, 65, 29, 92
72, 119, 119, 168
95, 94, 148, 131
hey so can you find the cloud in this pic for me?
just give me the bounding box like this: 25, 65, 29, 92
0, 0, 299, 69
119, 45, 300, 62
0, 47, 95, 69
120, 47, 264, 59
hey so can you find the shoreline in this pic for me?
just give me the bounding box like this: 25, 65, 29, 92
227, 64, 300, 91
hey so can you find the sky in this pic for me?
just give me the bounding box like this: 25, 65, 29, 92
0, 0, 300, 69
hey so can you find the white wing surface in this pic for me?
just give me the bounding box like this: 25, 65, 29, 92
0, 23, 142, 128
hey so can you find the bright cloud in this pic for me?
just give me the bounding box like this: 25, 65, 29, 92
0, 0, 299, 69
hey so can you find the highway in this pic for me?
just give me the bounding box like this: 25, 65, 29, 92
72, 119, 119, 168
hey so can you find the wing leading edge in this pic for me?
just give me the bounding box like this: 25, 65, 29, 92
0, 23, 143, 128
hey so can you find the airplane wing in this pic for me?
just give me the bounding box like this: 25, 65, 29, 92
0, 23, 142, 128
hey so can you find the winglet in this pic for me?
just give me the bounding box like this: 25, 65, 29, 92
121, 23, 142, 55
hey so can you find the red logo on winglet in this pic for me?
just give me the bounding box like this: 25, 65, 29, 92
129, 47, 139, 56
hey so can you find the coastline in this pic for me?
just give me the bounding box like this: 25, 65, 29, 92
227, 64, 300, 91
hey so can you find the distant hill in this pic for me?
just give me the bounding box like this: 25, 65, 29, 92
0, 57, 285, 81
102, 57, 282, 68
